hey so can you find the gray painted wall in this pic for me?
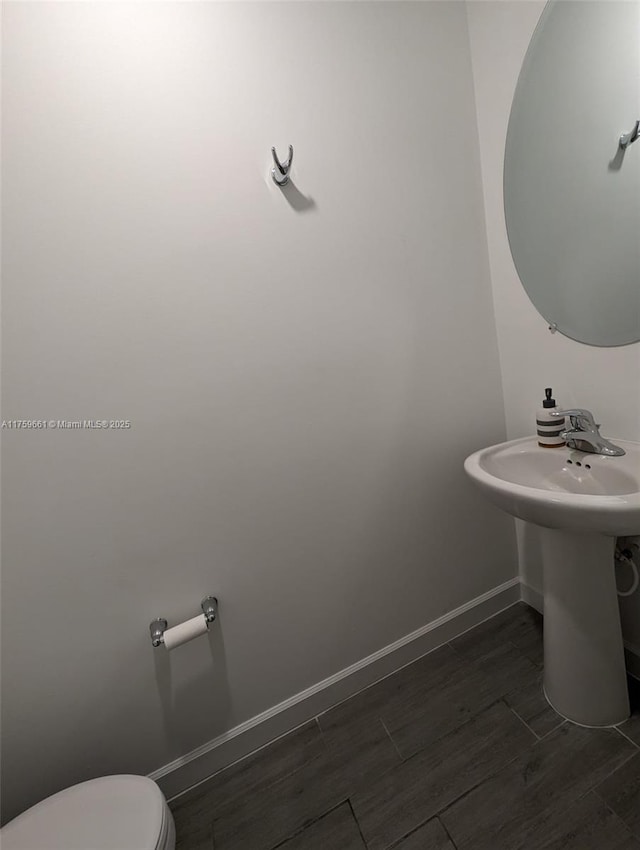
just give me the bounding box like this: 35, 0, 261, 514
1, 1, 516, 822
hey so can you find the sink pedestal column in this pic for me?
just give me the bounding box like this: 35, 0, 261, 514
540, 528, 629, 727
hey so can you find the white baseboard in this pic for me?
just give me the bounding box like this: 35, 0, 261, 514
520, 582, 543, 614
151, 576, 521, 802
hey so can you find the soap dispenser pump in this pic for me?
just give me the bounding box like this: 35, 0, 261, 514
536, 388, 565, 448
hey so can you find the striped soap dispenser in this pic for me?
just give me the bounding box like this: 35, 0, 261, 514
536, 388, 565, 448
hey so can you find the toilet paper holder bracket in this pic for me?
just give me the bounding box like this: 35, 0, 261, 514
149, 596, 218, 647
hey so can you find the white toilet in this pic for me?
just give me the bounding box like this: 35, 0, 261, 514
0, 775, 175, 850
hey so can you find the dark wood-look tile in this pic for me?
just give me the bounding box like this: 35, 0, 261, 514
273, 803, 366, 850
351, 700, 535, 850
596, 751, 640, 839
510, 618, 545, 668
172, 785, 216, 850
392, 818, 455, 849
321, 645, 472, 761
179, 721, 324, 808
169, 607, 639, 850
170, 721, 325, 848
210, 743, 349, 850
173, 817, 212, 850
530, 791, 640, 850
322, 639, 538, 763
451, 602, 543, 666
440, 722, 636, 850
384, 641, 538, 759
473, 640, 540, 690
320, 645, 464, 732
504, 674, 563, 738
318, 714, 401, 795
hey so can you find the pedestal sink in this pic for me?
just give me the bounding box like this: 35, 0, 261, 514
464, 436, 640, 727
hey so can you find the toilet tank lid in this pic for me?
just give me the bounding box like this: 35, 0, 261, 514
0, 775, 166, 850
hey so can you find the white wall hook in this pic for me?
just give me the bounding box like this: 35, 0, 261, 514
271, 145, 293, 186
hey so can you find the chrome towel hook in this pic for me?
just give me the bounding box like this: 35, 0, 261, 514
619, 120, 639, 150
271, 145, 293, 186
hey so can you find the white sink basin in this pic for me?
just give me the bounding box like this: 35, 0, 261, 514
464, 435, 640, 728
464, 436, 640, 537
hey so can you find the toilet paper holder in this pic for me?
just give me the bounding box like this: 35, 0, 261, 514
149, 596, 218, 648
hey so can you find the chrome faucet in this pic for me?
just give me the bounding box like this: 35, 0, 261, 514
549, 408, 625, 457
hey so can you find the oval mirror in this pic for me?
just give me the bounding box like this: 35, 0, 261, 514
504, 0, 640, 347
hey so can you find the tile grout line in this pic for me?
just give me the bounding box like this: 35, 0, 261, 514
614, 724, 640, 750
267, 799, 351, 850
334, 699, 535, 849
398, 696, 544, 772
536, 719, 567, 741
596, 794, 640, 841
347, 798, 370, 849
437, 815, 461, 850
501, 699, 542, 742
588, 745, 640, 802
379, 717, 404, 762
380, 696, 515, 767
505, 701, 566, 743
384, 817, 454, 850
530, 721, 637, 799
434, 735, 635, 850
386, 823, 428, 850
434, 750, 525, 823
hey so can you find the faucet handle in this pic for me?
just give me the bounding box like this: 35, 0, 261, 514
550, 408, 598, 431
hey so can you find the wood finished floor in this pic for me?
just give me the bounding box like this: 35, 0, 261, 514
169, 603, 640, 850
